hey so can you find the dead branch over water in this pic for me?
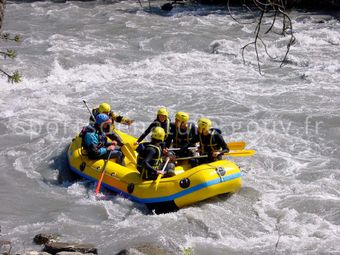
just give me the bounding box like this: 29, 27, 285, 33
230, 0, 296, 74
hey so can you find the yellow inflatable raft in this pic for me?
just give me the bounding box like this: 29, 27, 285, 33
67, 130, 242, 213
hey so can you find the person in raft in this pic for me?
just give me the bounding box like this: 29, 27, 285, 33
196, 117, 229, 163
83, 113, 125, 166
136, 127, 175, 180
134, 107, 171, 145
90, 102, 134, 146
165, 111, 198, 158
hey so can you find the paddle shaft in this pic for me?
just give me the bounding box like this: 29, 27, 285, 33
176, 150, 255, 160
168, 141, 246, 152
155, 157, 170, 191
95, 150, 113, 195
83, 100, 96, 121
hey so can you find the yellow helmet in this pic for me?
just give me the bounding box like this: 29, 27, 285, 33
157, 107, 168, 117
151, 127, 165, 141
99, 102, 111, 113
175, 111, 189, 123
197, 118, 212, 133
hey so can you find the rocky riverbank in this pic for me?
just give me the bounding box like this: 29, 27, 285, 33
1, 233, 175, 255
1, 234, 97, 255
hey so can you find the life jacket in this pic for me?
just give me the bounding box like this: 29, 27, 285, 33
136, 142, 162, 178
79, 125, 95, 147
80, 125, 107, 157
173, 122, 194, 148
199, 128, 221, 154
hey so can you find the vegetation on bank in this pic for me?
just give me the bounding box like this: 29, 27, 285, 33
0, 0, 21, 83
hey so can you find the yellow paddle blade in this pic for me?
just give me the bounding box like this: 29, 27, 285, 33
224, 149, 255, 157
226, 141, 246, 150
125, 143, 137, 158
155, 174, 162, 191
121, 144, 137, 164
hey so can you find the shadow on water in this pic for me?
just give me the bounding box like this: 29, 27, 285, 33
48, 145, 155, 214
48, 145, 81, 186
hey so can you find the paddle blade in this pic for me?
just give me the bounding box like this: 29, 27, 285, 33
224, 149, 255, 157
95, 170, 106, 195
121, 143, 137, 164
226, 141, 246, 150
155, 174, 162, 191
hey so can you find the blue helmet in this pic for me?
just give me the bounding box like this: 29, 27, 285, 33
95, 113, 109, 125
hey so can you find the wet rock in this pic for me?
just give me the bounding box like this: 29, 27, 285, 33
161, 3, 173, 11
33, 234, 59, 245
43, 242, 97, 255
56, 252, 95, 255
17, 252, 52, 255
116, 244, 173, 255
0, 240, 12, 255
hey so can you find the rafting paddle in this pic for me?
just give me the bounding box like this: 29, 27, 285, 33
83, 100, 96, 121
175, 149, 255, 160
121, 143, 137, 164
95, 150, 113, 195
155, 157, 170, 191
227, 141, 246, 150
169, 141, 247, 152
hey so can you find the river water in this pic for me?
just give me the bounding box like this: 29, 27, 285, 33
1, 1, 339, 254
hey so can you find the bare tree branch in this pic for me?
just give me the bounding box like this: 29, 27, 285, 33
231, 0, 295, 74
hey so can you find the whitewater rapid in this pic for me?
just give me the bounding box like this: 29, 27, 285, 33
0, 1, 339, 254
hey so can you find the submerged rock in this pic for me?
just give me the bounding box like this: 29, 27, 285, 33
0, 239, 12, 255
43, 242, 97, 255
33, 234, 59, 245
116, 244, 174, 255
19, 252, 52, 255
56, 252, 95, 255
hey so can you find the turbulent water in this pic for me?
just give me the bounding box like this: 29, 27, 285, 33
0, 1, 339, 254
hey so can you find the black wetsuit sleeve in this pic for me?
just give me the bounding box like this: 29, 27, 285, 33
188, 124, 198, 147
115, 116, 124, 122
142, 147, 158, 172
89, 108, 99, 122
137, 122, 157, 143
165, 123, 176, 148
216, 133, 229, 155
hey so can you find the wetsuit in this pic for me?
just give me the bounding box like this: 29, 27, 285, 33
90, 108, 132, 146
82, 126, 124, 164
136, 142, 163, 180
136, 117, 171, 144
198, 129, 229, 163
165, 122, 198, 157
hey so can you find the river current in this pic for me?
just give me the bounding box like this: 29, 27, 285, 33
0, 1, 339, 254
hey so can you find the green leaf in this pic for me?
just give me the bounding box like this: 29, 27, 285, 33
8, 71, 22, 83
6, 49, 17, 59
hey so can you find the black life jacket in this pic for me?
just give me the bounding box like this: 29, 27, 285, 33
199, 128, 222, 154
136, 142, 162, 171
173, 122, 195, 148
